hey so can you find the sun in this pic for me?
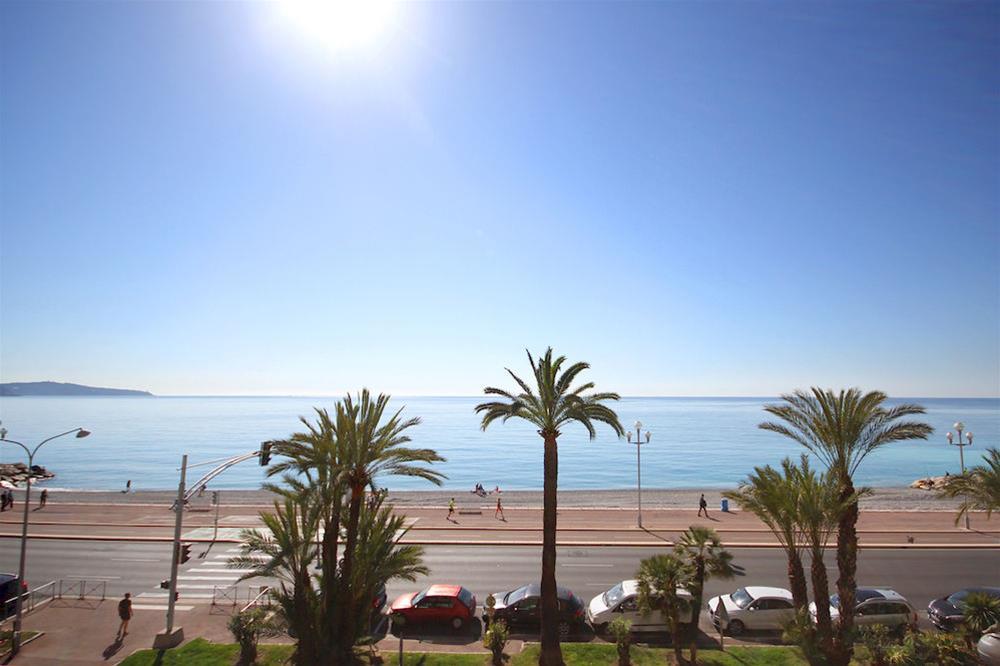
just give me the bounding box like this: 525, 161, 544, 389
276, 0, 399, 55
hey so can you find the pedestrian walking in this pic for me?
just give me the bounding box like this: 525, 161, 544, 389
495, 496, 505, 521
447, 497, 456, 521
39, 489, 48, 508
698, 493, 709, 518
124, 479, 131, 494
116, 592, 133, 640
7, 489, 14, 511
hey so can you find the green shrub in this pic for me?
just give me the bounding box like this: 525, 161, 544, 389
483, 619, 509, 666
608, 617, 632, 666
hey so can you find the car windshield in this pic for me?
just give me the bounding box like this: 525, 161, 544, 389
730, 588, 753, 609
411, 590, 428, 605
603, 583, 626, 607
505, 586, 530, 605
947, 590, 970, 607
829, 594, 840, 608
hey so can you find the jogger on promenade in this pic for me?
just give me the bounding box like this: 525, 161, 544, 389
495, 496, 505, 521
447, 497, 456, 521
698, 493, 709, 517
39, 489, 48, 508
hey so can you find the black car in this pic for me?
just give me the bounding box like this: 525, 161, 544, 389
928, 587, 1000, 631
0, 573, 23, 619
484, 584, 586, 639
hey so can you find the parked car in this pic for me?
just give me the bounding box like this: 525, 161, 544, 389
389, 584, 477, 630
928, 587, 1000, 631
977, 627, 1000, 665
0, 573, 24, 620
708, 586, 795, 636
809, 587, 917, 629
486, 583, 586, 639
587, 580, 695, 633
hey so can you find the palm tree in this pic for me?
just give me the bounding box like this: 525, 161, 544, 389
960, 591, 1000, 649
760, 388, 932, 666
723, 461, 808, 610
675, 526, 735, 663
937, 448, 1000, 526
476, 348, 623, 666
230, 495, 321, 665
334, 391, 445, 653
636, 553, 693, 665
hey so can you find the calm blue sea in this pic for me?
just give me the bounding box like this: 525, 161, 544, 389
0, 396, 996, 491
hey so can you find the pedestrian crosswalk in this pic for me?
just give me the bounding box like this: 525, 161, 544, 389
133, 546, 273, 613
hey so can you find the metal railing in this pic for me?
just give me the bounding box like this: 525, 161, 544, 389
212, 584, 239, 607
240, 586, 274, 613
56, 579, 106, 601
1, 581, 56, 627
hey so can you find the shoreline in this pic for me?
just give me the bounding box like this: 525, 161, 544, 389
26, 486, 962, 511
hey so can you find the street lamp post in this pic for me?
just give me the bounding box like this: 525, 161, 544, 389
0, 424, 90, 656
946, 422, 974, 530
626, 421, 651, 528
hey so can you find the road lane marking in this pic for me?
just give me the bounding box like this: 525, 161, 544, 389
177, 584, 229, 589
138, 592, 214, 599
561, 563, 613, 567
132, 604, 194, 611
64, 575, 121, 579
111, 558, 160, 562
178, 576, 240, 581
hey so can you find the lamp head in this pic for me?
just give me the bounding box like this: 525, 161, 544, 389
966, 432, 973, 444
946, 432, 953, 444
645, 431, 651, 443
634, 421, 642, 431
0, 427, 6, 440
954, 422, 965, 431
626, 431, 632, 443
76, 429, 91, 439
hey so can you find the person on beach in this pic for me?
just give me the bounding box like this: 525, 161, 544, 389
116, 592, 133, 639
447, 497, 456, 521
6, 490, 13, 511
495, 496, 505, 521
39, 489, 48, 508
698, 493, 709, 517
123, 480, 131, 494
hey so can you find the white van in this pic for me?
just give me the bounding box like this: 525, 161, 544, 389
587, 580, 696, 633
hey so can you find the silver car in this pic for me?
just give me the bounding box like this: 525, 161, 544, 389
978, 628, 1000, 665
708, 586, 795, 636
587, 580, 695, 633
809, 587, 917, 629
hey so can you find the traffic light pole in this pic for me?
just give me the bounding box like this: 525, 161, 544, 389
154, 454, 187, 649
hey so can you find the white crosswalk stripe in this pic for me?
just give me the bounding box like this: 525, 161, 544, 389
132, 604, 194, 611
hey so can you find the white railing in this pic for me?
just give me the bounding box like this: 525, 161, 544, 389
1, 581, 56, 627
240, 586, 274, 613
56, 579, 107, 601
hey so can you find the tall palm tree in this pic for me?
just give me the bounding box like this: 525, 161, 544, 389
723, 461, 808, 610
937, 448, 1000, 525
636, 553, 693, 665
760, 388, 932, 666
476, 348, 623, 666
335, 390, 445, 650
675, 526, 735, 664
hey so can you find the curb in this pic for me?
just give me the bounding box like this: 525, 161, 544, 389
0, 533, 996, 549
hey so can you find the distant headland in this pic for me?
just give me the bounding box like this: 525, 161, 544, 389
0, 382, 153, 397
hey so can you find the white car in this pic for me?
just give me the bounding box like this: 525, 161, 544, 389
978, 627, 1000, 665
809, 587, 917, 629
587, 580, 695, 633
707, 586, 795, 636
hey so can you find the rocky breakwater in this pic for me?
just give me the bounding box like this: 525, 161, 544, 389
910, 474, 951, 491
0, 462, 54, 487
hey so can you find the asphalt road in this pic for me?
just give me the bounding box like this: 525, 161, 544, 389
1, 538, 996, 629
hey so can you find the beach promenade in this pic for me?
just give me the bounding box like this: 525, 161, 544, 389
1, 491, 995, 664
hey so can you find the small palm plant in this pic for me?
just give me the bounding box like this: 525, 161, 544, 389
477, 348, 623, 665
937, 448, 1000, 526
483, 619, 510, 666
675, 526, 735, 663
609, 617, 633, 666
636, 553, 693, 665
960, 591, 1000, 650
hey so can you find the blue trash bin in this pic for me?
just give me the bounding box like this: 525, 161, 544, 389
721, 498, 729, 512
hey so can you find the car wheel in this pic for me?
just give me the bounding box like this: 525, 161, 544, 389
451, 616, 465, 631
558, 621, 571, 640
391, 612, 406, 628
727, 620, 745, 636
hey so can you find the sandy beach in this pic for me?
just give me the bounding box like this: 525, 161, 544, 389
31, 485, 962, 511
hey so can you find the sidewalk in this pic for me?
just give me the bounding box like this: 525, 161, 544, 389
0, 499, 996, 547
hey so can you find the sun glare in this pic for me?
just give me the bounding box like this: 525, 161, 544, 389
277, 0, 398, 54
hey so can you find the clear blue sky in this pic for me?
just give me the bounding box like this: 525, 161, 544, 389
1, 1, 997, 397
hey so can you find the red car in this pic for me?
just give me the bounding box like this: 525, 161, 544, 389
389, 585, 477, 630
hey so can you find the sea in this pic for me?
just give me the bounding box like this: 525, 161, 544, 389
0, 396, 995, 492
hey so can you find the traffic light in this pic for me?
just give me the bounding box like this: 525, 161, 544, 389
178, 543, 192, 564
174, 591, 180, 602
259, 441, 272, 466
160, 580, 169, 590
211, 490, 219, 505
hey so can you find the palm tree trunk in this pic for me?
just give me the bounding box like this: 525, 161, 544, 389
669, 613, 685, 666
832, 480, 858, 666
336, 484, 364, 660
787, 549, 809, 611
322, 497, 342, 656
809, 546, 833, 658
539, 434, 563, 666
689, 559, 705, 665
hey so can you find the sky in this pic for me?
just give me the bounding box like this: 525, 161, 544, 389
1, 1, 998, 398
